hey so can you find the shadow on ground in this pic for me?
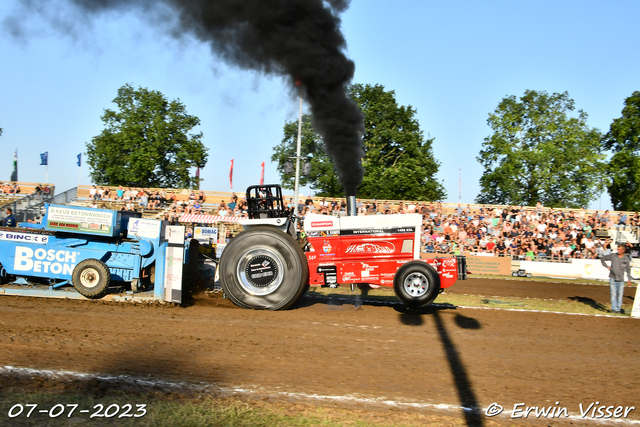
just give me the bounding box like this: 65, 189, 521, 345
569, 296, 608, 312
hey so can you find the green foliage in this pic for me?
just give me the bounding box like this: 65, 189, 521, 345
273, 84, 446, 200
271, 114, 342, 196
86, 84, 207, 189
0, 390, 383, 426
602, 91, 640, 211
476, 90, 606, 208
350, 84, 445, 201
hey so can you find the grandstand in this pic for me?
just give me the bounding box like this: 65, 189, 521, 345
3, 183, 638, 257
72, 184, 636, 219
0, 182, 56, 224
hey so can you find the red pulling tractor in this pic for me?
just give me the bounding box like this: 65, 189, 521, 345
218, 185, 467, 310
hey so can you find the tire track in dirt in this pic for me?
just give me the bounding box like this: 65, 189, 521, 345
0, 278, 639, 424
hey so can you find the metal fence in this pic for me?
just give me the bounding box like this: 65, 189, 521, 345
51, 187, 78, 206
0, 187, 78, 224
614, 225, 640, 246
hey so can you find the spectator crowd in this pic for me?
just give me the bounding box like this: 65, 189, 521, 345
0, 182, 22, 194
88, 186, 215, 215
82, 184, 639, 262
294, 198, 639, 262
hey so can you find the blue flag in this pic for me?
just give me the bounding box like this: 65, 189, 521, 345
77, 153, 82, 167
40, 152, 48, 166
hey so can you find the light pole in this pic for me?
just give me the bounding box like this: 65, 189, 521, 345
293, 78, 303, 220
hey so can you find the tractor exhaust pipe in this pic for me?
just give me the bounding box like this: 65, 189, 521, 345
346, 196, 357, 216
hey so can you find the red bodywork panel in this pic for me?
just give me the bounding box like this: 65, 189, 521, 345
304, 226, 459, 289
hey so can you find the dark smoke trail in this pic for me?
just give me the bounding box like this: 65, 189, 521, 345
6, 0, 365, 195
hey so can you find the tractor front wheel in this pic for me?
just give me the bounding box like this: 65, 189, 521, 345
393, 261, 441, 307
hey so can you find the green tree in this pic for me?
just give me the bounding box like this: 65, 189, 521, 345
350, 84, 444, 200
273, 84, 446, 200
271, 114, 342, 196
86, 84, 207, 189
476, 90, 606, 208
602, 91, 640, 211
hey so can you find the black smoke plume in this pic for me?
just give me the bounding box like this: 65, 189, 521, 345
6, 0, 365, 195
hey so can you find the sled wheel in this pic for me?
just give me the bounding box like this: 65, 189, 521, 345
219, 226, 309, 310
393, 261, 441, 307
72, 259, 111, 299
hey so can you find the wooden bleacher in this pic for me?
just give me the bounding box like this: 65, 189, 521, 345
75, 185, 238, 219
73, 184, 635, 224
0, 181, 55, 206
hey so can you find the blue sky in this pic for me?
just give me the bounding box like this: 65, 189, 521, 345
1, 0, 638, 210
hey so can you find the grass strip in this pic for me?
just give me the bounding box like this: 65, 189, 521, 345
304, 278, 632, 317
0, 389, 460, 427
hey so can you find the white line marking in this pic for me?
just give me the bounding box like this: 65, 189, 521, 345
1, 366, 638, 424
307, 294, 638, 318
452, 305, 638, 318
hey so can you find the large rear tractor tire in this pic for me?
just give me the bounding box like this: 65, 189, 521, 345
219, 226, 309, 310
72, 259, 111, 299
393, 261, 440, 308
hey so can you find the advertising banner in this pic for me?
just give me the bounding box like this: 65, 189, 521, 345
194, 226, 218, 243
521, 258, 640, 281
519, 260, 582, 279
421, 252, 512, 276
422, 253, 640, 281
572, 259, 611, 281
0, 230, 49, 244
164, 226, 185, 303
632, 285, 640, 318
46, 206, 114, 235
128, 218, 162, 239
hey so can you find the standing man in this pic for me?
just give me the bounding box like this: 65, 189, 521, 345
600, 244, 632, 313
3, 208, 16, 227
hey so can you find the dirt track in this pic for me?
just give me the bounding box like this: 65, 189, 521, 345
448, 277, 637, 308
1, 277, 639, 425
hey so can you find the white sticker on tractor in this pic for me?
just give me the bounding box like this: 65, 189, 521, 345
345, 242, 395, 254
13, 246, 79, 275
0, 231, 49, 244
129, 218, 162, 239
